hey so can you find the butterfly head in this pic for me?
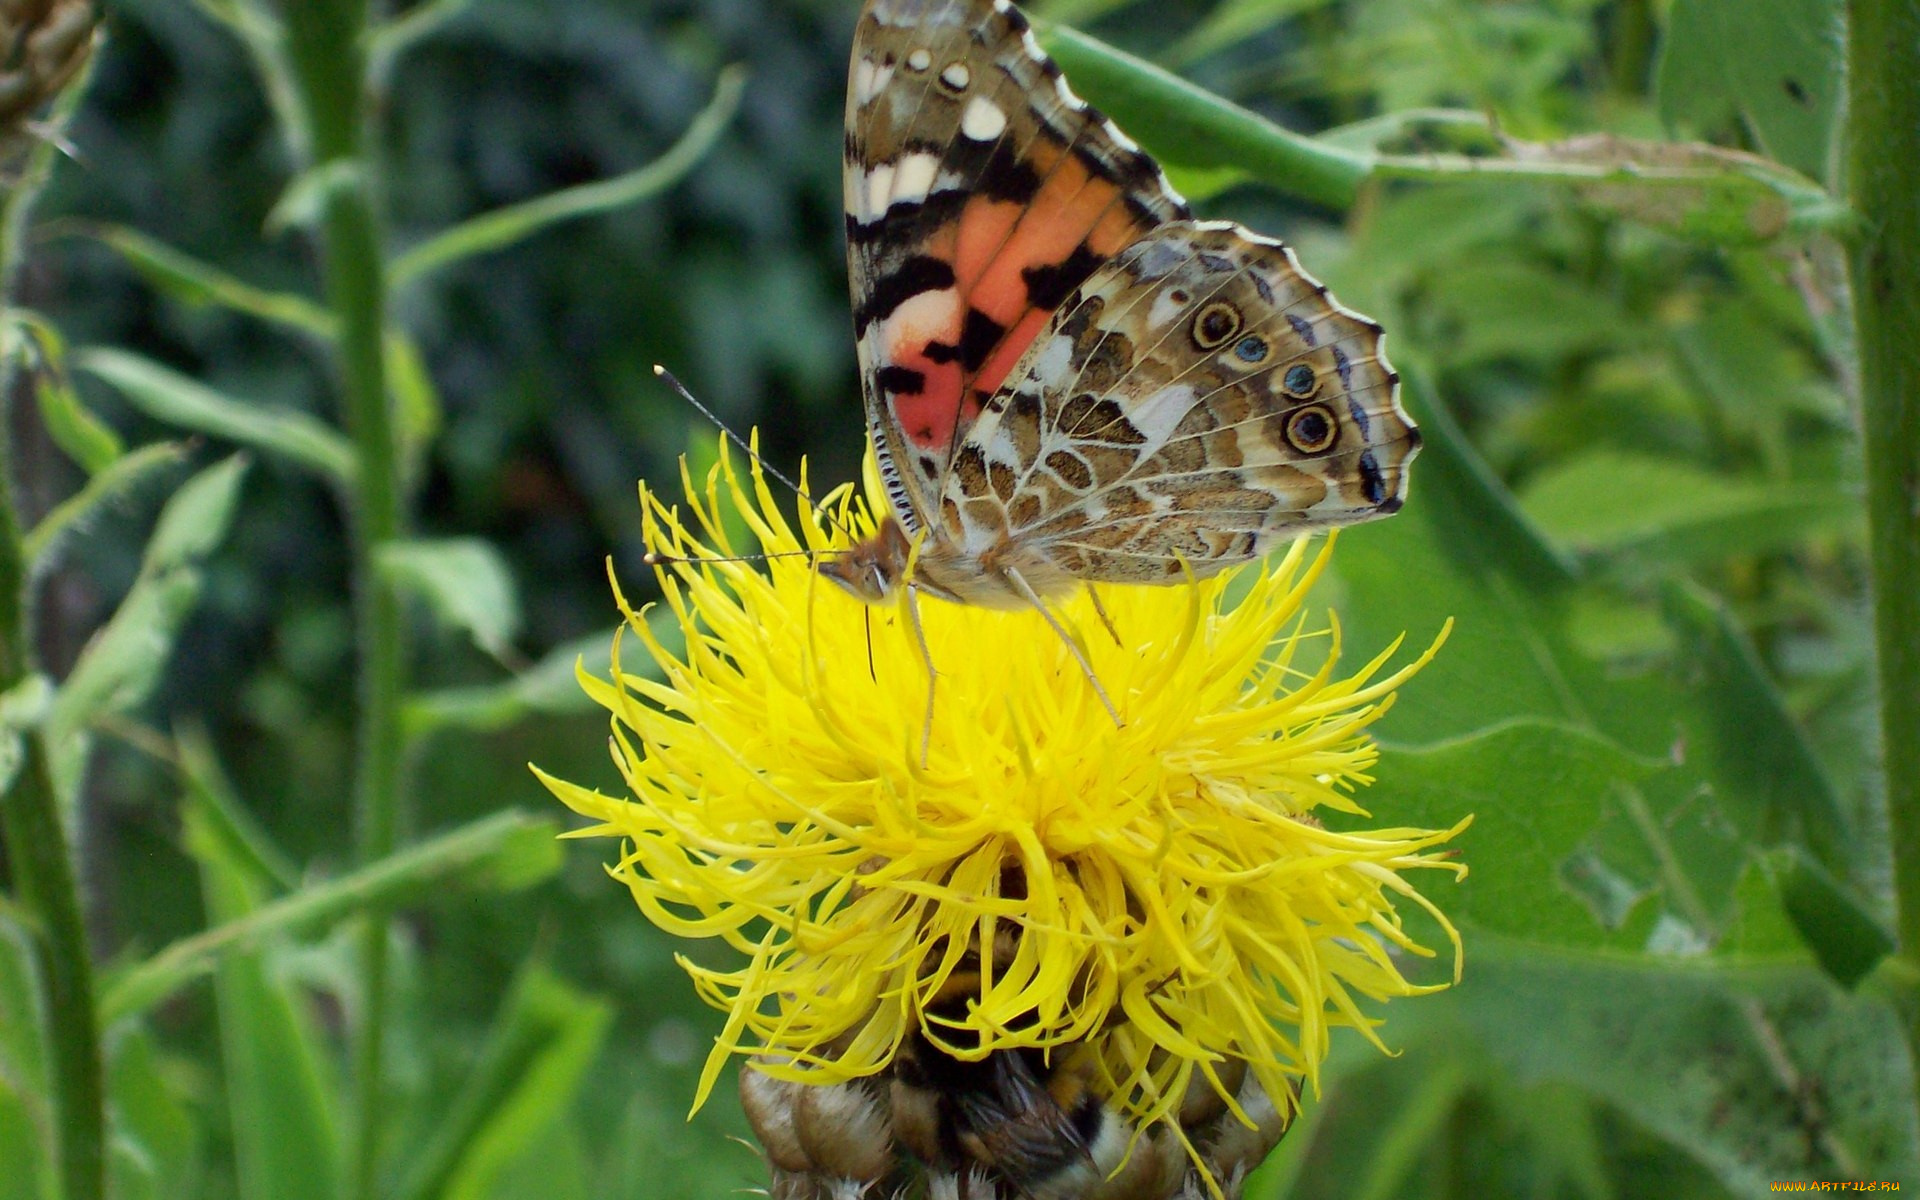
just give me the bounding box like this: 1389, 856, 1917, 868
817, 515, 915, 604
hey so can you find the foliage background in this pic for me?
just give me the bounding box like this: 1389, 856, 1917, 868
0, 0, 1913, 1197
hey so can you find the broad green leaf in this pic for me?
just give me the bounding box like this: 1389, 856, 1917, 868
87, 224, 334, 338
185, 794, 343, 1200
1330, 375, 1857, 960
143, 454, 250, 574
76, 348, 356, 483
35, 375, 123, 475
25, 442, 189, 571
101, 810, 563, 1024
1518, 452, 1859, 564
377, 537, 522, 660
1658, 583, 1852, 872
1420, 261, 1627, 365
1461, 947, 1920, 1193
1370, 721, 1663, 949
404, 628, 615, 735
1656, 0, 1842, 182
390, 66, 747, 286
390, 965, 612, 1200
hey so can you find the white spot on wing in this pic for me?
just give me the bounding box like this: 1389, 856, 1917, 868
1100, 119, 1139, 154
906, 47, 932, 71
1146, 286, 1189, 330
1128, 384, 1197, 448
854, 57, 895, 106
939, 62, 971, 90
889, 152, 940, 206
1024, 333, 1076, 391
863, 162, 895, 220
1053, 73, 1084, 110
961, 96, 1008, 141
885, 287, 962, 349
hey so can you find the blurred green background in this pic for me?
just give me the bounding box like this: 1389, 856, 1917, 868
1, 0, 1913, 1197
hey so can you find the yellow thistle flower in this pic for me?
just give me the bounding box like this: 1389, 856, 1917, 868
536, 438, 1468, 1165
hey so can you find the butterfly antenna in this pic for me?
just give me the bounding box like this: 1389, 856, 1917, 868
643, 547, 848, 567
653, 365, 814, 500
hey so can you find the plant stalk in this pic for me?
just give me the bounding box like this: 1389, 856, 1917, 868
279, 2, 404, 1196
1846, 0, 1920, 1059
0, 128, 104, 1200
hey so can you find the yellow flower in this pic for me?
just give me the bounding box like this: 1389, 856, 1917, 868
536, 438, 1468, 1158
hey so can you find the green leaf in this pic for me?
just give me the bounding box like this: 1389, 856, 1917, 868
86, 224, 334, 339
45, 457, 248, 798
45, 570, 203, 801
390, 66, 747, 286
264, 159, 361, 237
403, 628, 615, 736
1765, 848, 1894, 987
100, 810, 564, 1025
143, 454, 250, 574
377, 538, 522, 661
1460, 947, 1920, 1193
76, 348, 356, 483
1370, 721, 1663, 949
385, 328, 443, 482
185, 793, 344, 1200
390, 965, 613, 1200
106, 1030, 202, 1200
1657, 582, 1853, 869
1330, 374, 1859, 958
35, 374, 124, 476
1421, 261, 1628, 365
1518, 452, 1860, 564
176, 725, 301, 892
24, 442, 189, 572
1657, 0, 1843, 182
10, 310, 124, 475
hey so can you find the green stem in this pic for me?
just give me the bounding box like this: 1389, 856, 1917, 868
279, 3, 404, 1197
0, 119, 103, 1200
1846, 0, 1920, 1062
1042, 24, 1367, 211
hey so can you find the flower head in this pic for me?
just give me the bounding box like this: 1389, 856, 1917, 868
538, 439, 1467, 1172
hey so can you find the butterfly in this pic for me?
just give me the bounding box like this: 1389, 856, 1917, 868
817, 0, 1418, 619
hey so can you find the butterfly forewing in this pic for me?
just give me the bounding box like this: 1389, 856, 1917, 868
845, 0, 1189, 532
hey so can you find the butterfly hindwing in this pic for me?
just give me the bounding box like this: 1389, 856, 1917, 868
845, 0, 1190, 533
943, 221, 1417, 583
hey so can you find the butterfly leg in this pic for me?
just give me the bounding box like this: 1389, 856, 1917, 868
904, 583, 939, 766
1004, 570, 1122, 727
1085, 586, 1123, 647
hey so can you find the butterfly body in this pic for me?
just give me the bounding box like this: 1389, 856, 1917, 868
829, 0, 1417, 615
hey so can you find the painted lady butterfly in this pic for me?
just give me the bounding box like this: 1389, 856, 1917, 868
818, 0, 1418, 614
